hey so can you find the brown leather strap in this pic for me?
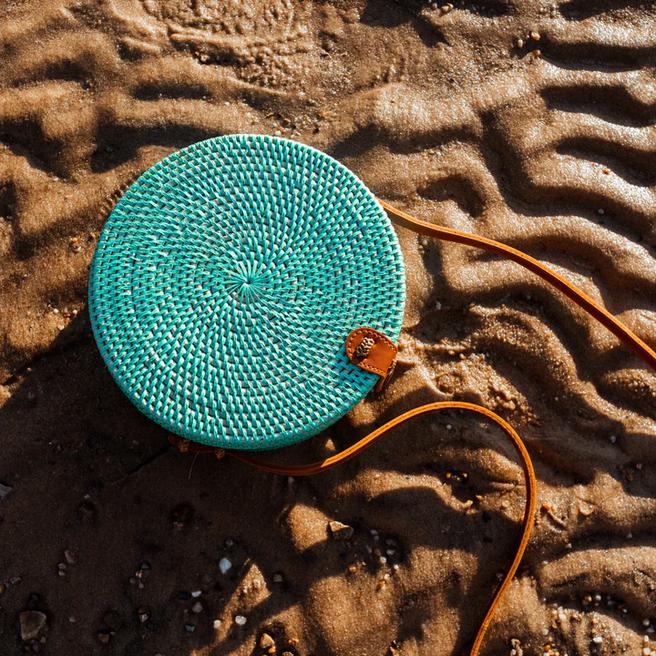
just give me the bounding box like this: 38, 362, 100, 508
171, 401, 535, 656
231, 401, 536, 656
378, 198, 656, 371
171, 199, 656, 656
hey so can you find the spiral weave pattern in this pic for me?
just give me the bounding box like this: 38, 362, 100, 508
89, 135, 405, 449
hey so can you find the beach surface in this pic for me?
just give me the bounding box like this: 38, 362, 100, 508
1, 1, 655, 654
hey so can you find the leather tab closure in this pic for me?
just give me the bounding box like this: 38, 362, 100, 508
345, 327, 398, 392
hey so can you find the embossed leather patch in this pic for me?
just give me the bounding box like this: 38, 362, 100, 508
345, 327, 398, 391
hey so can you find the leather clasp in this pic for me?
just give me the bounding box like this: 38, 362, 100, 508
345, 327, 398, 392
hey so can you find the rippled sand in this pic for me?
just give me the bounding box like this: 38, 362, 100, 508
1, 1, 655, 654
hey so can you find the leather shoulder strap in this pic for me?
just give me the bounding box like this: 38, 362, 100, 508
173, 199, 656, 656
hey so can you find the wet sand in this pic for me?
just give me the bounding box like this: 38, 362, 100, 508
1, 1, 655, 654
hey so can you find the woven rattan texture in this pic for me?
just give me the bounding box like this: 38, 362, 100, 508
89, 135, 405, 449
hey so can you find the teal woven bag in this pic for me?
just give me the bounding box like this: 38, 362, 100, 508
88, 133, 656, 656
89, 134, 406, 450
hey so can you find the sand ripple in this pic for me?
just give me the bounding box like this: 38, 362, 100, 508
0, 1, 654, 655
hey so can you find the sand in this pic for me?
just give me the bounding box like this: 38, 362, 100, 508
1, 0, 655, 654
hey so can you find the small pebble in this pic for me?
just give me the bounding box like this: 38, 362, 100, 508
191, 601, 203, 614
328, 520, 354, 540
213, 619, 222, 630
184, 623, 196, 633
219, 558, 232, 574
64, 550, 78, 565
191, 590, 202, 598
272, 573, 284, 583
235, 615, 247, 626
97, 630, 111, 644
530, 31, 541, 41
259, 633, 275, 649
19, 611, 47, 641
0, 482, 12, 499
592, 635, 603, 644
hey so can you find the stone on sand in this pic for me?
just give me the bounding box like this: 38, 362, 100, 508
328, 520, 354, 540
19, 611, 47, 641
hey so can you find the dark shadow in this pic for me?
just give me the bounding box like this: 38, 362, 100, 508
0, 118, 67, 178
541, 84, 656, 129
554, 139, 656, 187
360, 0, 446, 49
1, 289, 654, 655
560, 0, 654, 20
132, 83, 212, 102
410, 239, 656, 480
44, 60, 93, 89
418, 174, 486, 218
458, 0, 514, 17
90, 123, 220, 173
540, 42, 655, 73
329, 124, 382, 161
0, 180, 16, 222
0, 308, 545, 655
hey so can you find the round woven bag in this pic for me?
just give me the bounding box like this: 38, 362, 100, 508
89, 134, 405, 450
